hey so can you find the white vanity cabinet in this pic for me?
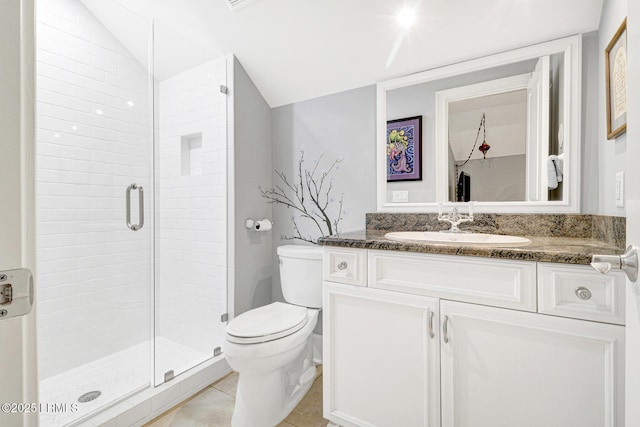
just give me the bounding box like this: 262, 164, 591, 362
323, 283, 440, 427
323, 248, 626, 427
440, 300, 624, 427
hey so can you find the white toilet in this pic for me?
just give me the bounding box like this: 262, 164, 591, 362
223, 244, 324, 427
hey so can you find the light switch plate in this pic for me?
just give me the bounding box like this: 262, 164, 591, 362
615, 171, 624, 208
392, 190, 409, 203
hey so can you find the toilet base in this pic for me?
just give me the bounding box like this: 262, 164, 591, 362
231, 338, 316, 427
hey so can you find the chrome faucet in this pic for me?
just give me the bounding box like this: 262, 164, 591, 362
438, 202, 474, 233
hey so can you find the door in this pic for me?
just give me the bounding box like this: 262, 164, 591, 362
0, 1, 37, 427
151, 22, 230, 386
323, 282, 440, 427
625, 2, 640, 424
34, 1, 155, 424
440, 301, 624, 427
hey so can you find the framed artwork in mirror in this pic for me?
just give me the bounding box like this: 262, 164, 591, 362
386, 116, 422, 181
605, 18, 627, 140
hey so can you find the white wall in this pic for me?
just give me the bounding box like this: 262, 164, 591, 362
156, 58, 228, 354
459, 155, 527, 202
36, 0, 153, 379
449, 95, 527, 161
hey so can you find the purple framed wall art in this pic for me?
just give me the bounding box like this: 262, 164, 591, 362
387, 116, 422, 182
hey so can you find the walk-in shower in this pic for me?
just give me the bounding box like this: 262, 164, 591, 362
35, 0, 230, 424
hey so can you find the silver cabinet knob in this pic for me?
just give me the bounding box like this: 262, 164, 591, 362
337, 261, 348, 270
575, 287, 592, 301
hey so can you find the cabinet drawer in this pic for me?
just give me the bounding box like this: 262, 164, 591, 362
538, 263, 626, 325
323, 247, 367, 286
368, 250, 537, 311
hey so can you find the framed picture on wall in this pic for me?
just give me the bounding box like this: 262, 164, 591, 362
386, 116, 422, 182
605, 18, 627, 140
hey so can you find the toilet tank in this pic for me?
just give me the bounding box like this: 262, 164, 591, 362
277, 245, 324, 308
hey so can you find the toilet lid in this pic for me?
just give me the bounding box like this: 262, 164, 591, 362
226, 302, 308, 344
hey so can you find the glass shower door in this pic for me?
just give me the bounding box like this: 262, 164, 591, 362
153, 21, 228, 385
36, 0, 154, 424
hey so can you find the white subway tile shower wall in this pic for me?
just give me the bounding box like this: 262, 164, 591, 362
36, 0, 153, 380
155, 59, 228, 379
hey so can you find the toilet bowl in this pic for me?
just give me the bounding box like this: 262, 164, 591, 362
223, 245, 323, 427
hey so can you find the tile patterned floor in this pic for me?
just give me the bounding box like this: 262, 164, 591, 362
144, 366, 328, 427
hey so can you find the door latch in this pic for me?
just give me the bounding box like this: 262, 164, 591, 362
0, 268, 34, 320
0, 284, 13, 305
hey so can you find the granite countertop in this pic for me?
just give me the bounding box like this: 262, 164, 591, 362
319, 229, 625, 265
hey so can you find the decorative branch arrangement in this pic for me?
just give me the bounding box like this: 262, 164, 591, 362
260, 150, 344, 244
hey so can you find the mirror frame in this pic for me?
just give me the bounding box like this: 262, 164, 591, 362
376, 35, 582, 213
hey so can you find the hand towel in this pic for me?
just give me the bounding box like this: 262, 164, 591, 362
547, 155, 563, 190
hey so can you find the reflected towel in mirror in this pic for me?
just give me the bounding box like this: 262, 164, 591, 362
547, 154, 564, 190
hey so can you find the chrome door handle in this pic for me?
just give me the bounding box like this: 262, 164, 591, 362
442, 315, 449, 344
126, 183, 144, 231
428, 310, 435, 339
591, 245, 638, 282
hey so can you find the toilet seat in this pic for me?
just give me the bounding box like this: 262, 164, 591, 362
226, 302, 308, 344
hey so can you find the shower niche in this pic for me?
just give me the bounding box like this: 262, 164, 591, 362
181, 132, 204, 176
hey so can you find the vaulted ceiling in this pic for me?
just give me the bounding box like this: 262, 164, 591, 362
84, 0, 605, 107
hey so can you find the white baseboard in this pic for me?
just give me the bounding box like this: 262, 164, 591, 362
312, 333, 323, 364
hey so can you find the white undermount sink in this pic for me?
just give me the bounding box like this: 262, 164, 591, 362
384, 231, 532, 247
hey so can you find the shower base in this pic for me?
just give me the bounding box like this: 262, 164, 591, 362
40, 337, 211, 427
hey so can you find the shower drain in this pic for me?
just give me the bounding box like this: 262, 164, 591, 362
78, 391, 101, 403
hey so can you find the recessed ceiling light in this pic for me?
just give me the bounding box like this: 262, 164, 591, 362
71, 125, 77, 130
95, 109, 103, 115
127, 101, 135, 107
397, 8, 416, 27
54, 133, 60, 138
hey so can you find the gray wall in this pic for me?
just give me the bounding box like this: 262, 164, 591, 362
580, 0, 626, 216
257, 28, 623, 310
270, 85, 377, 302
581, 31, 602, 214
233, 58, 273, 316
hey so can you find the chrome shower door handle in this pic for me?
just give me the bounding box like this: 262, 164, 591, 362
126, 183, 144, 231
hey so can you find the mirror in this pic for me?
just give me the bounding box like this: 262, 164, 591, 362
377, 35, 581, 213
446, 87, 529, 202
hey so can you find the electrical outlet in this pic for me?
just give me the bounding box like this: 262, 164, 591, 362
392, 190, 409, 203
615, 171, 624, 208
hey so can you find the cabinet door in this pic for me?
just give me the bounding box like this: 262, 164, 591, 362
440, 300, 625, 427
323, 282, 440, 427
